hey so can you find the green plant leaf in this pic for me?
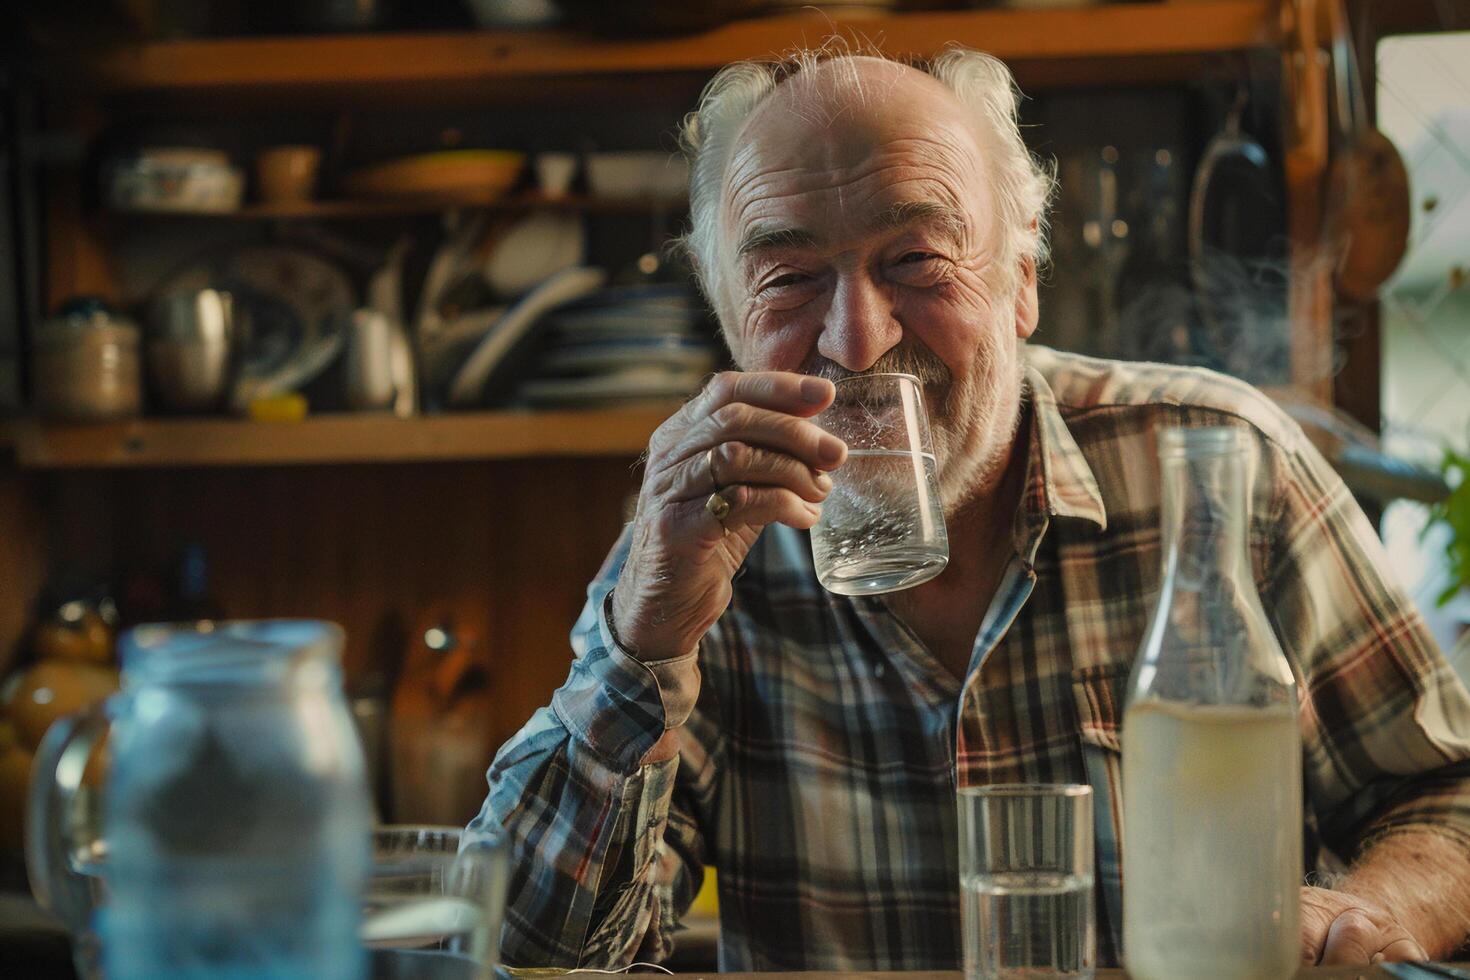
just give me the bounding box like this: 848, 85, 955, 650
1425, 444, 1470, 606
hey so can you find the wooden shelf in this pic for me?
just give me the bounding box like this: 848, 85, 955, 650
3, 404, 679, 468
108, 193, 689, 221
85, 3, 1277, 94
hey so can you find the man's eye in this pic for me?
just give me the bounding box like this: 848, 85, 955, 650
899, 251, 939, 264
761, 273, 808, 292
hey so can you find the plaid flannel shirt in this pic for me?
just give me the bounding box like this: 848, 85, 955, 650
468, 345, 1470, 971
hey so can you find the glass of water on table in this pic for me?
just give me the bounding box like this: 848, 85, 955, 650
810, 372, 949, 595
363, 826, 507, 980
959, 784, 1095, 980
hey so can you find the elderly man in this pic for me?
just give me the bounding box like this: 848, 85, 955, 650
469, 48, 1470, 971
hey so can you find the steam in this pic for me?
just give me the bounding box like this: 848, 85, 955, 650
1099, 246, 1342, 389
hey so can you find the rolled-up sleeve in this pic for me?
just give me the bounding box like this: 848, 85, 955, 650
465, 527, 714, 969
1262, 434, 1470, 859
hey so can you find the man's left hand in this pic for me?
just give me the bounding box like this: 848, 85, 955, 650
1301, 886, 1428, 965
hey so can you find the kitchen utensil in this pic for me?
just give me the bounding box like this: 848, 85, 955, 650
959, 784, 1094, 979
389, 612, 495, 825
255, 145, 323, 204
346, 309, 398, 411
1122, 429, 1301, 980
6, 660, 119, 754
545, 312, 698, 343
447, 265, 605, 407
106, 148, 244, 214
225, 247, 355, 325
233, 330, 346, 411
1323, 0, 1410, 300
481, 210, 586, 297
416, 212, 490, 346
362, 827, 507, 979
1283, 0, 1329, 191
1189, 91, 1277, 272
539, 335, 716, 375
387, 321, 417, 418
369, 236, 413, 325
584, 151, 689, 198
343, 151, 525, 200
421, 306, 506, 394
1188, 88, 1287, 361
533, 152, 578, 198
27, 621, 372, 980
560, 281, 700, 313
808, 373, 949, 595
145, 287, 236, 414
32, 300, 143, 421
216, 246, 355, 411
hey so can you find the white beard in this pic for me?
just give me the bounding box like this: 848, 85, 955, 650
929, 351, 1027, 517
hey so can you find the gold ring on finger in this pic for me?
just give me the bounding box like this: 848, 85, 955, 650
705, 489, 732, 534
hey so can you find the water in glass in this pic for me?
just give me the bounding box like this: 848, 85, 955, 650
811, 448, 948, 595
963, 870, 1095, 980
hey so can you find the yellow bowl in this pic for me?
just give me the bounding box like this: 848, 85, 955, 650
343, 150, 526, 200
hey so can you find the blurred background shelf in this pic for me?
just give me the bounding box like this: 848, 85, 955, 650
108, 193, 690, 220
82, 2, 1278, 95
3, 404, 680, 468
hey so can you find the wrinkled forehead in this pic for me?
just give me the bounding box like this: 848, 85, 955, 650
752, 57, 964, 135
722, 58, 990, 240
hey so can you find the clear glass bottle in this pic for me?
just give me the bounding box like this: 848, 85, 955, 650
1121, 427, 1301, 980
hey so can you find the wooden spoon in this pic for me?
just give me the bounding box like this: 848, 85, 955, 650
1323, 0, 1411, 301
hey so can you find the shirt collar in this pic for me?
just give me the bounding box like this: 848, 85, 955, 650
1012, 359, 1108, 564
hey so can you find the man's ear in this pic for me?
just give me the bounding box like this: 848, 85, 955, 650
1014, 253, 1039, 340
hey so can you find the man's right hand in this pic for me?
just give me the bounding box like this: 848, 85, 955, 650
610, 370, 846, 662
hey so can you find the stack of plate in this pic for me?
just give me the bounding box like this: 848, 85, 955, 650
519, 284, 720, 407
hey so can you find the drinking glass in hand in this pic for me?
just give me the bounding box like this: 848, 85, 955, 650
810, 372, 949, 595
959, 784, 1096, 980
363, 826, 507, 980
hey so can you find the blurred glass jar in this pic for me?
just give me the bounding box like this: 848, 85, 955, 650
27, 621, 372, 980
32, 300, 143, 421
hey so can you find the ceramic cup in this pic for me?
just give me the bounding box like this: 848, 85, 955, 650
255, 145, 323, 204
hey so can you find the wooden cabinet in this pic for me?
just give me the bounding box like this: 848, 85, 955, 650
1, 0, 1335, 818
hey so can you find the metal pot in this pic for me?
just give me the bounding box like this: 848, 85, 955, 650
145, 288, 236, 414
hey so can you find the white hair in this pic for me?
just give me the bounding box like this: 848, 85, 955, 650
677, 43, 1056, 328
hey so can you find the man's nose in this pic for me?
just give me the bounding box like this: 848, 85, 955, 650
816, 272, 902, 372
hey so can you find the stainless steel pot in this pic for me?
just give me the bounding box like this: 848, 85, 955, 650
145, 288, 236, 414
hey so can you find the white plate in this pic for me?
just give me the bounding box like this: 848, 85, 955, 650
541, 338, 716, 375
559, 283, 700, 312
447, 266, 606, 407
482, 210, 587, 298
545, 314, 701, 344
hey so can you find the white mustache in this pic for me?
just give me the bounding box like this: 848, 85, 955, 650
800, 347, 953, 388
